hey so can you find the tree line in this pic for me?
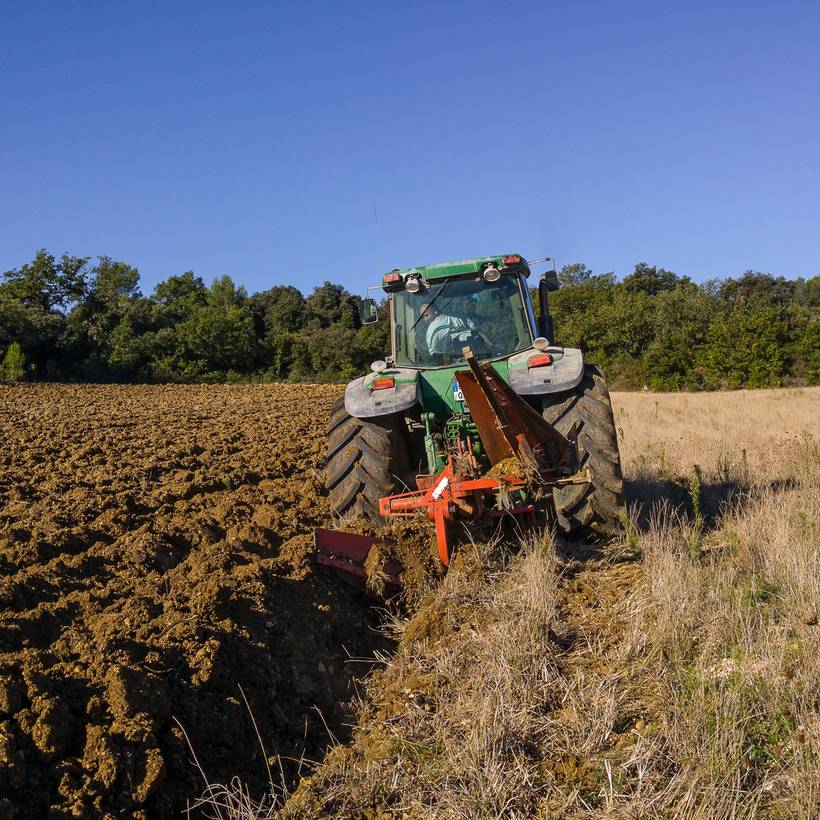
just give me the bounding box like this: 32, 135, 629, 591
0, 250, 388, 384
551, 263, 818, 390
1, 250, 817, 389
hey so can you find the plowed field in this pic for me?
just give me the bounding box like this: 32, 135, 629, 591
0, 384, 388, 818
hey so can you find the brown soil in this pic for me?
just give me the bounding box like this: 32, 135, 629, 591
0, 383, 391, 818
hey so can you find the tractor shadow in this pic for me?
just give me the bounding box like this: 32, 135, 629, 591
166, 570, 396, 810
624, 475, 801, 533
551, 473, 800, 571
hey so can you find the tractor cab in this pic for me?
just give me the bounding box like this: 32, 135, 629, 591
348, 254, 577, 426
360, 254, 543, 368
393, 272, 534, 367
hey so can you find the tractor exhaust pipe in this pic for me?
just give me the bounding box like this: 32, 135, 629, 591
538, 277, 553, 343
536, 262, 560, 343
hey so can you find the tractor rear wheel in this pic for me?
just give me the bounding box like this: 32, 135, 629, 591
326, 397, 408, 523
542, 365, 625, 539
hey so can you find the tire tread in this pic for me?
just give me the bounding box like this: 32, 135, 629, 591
543, 365, 625, 539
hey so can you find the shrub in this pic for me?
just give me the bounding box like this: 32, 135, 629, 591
1, 342, 25, 382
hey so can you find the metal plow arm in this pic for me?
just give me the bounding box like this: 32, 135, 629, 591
378, 461, 531, 566
456, 348, 573, 473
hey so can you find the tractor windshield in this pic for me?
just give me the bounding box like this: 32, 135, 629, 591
393, 275, 533, 367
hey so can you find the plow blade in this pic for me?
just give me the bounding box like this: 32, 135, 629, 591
314, 527, 402, 594
457, 347, 573, 473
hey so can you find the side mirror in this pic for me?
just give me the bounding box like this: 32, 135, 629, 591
541, 270, 560, 292
358, 297, 379, 324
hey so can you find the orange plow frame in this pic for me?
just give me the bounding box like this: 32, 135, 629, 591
378, 459, 534, 565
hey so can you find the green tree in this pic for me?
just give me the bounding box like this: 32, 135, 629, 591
622, 262, 683, 296
558, 263, 594, 287
700, 304, 789, 389
698, 271, 796, 389
1, 250, 89, 311
1, 342, 25, 382
151, 271, 208, 324
208, 274, 247, 308
0, 250, 90, 377
291, 322, 357, 382
644, 283, 717, 390
64, 257, 143, 377
306, 281, 356, 328
785, 275, 820, 385
550, 272, 616, 355
251, 285, 306, 334
0, 247, 814, 388
792, 315, 820, 385
169, 276, 257, 378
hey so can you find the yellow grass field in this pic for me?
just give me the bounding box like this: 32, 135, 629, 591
615, 387, 818, 491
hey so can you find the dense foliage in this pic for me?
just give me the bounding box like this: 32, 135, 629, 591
548, 263, 819, 389
1, 251, 817, 389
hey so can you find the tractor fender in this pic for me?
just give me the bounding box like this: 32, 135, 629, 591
344, 368, 419, 419
507, 346, 585, 396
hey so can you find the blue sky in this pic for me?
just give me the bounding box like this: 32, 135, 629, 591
1, 1, 818, 296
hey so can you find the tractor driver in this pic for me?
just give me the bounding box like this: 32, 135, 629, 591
419, 300, 493, 357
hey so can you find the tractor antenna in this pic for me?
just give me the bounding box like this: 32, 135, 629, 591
528, 256, 557, 269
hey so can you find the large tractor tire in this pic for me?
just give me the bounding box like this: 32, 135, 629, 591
326, 397, 408, 523
542, 365, 625, 539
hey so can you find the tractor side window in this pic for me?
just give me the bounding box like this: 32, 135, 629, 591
394, 291, 416, 363
473, 284, 515, 352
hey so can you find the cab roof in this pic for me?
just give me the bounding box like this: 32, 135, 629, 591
382, 254, 530, 288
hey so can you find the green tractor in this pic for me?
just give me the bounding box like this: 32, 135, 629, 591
325, 254, 624, 551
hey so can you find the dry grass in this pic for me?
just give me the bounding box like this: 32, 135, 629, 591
580, 387, 820, 818
614, 387, 819, 513
203, 387, 820, 818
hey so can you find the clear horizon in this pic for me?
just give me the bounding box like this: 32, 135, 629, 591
2, 1, 818, 297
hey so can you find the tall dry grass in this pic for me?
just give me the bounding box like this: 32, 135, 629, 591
614, 387, 818, 506
605, 386, 820, 818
